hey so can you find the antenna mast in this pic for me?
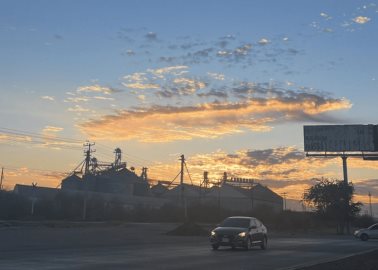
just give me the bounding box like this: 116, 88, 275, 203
83, 141, 95, 175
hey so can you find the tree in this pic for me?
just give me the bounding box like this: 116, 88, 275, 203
303, 178, 362, 234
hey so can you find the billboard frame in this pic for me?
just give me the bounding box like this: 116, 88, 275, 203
304, 125, 378, 185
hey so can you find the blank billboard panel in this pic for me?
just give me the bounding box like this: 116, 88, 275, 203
304, 125, 378, 152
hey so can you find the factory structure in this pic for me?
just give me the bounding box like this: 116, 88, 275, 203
14, 143, 283, 213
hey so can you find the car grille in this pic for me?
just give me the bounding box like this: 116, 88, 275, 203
217, 234, 235, 241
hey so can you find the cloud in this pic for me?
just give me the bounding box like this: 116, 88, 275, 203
234, 44, 252, 56
197, 89, 228, 99
352, 16, 371, 24
93, 96, 115, 101
42, 126, 63, 133
0, 133, 32, 143
67, 105, 90, 112
353, 179, 378, 194
145, 146, 341, 200
77, 84, 120, 95
165, 77, 207, 96
137, 95, 146, 101
145, 32, 157, 41
2, 166, 68, 189
147, 146, 378, 201
126, 49, 135, 56
323, 28, 333, 33
207, 72, 225, 81
0, 127, 81, 151
123, 72, 148, 82
41, 96, 55, 101
320, 12, 332, 20
123, 82, 161, 90
258, 38, 270, 45
216, 50, 232, 57
149, 66, 189, 77
122, 67, 208, 97
64, 96, 90, 103
79, 89, 351, 143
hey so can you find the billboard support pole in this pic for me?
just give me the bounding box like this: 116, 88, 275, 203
304, 125, 378, 235
342, 156, 348, 185
341, 155, 350, 234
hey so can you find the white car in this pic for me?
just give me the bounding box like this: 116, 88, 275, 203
354, 223, 378, 241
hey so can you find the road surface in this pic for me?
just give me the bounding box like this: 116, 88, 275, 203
0, 223, 376, 270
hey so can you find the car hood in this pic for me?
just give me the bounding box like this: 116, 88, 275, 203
355, 228, 368, 233
213, 227, 247, 235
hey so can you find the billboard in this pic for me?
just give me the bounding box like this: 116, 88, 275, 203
304, 125, 378, 152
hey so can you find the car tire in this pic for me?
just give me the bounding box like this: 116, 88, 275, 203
212, 244, 219, 250
260, 236, 268, 250
244, 237, 252, 250
360, 234, 369, 241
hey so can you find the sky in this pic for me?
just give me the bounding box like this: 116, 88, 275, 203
1, 0, 378, 209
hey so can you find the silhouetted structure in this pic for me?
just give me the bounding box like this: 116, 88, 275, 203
13, 147, 283, 213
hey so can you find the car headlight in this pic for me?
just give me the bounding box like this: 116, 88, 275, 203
211, 231, 216, 236
238, 232, 247, 237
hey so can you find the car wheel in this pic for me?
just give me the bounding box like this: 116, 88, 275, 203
360, 234, 369, 241
212, 244, 219, 250
260, 236, 268, 250
244, 237, 252, 250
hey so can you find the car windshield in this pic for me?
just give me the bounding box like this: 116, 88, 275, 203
220, 218, 250, 228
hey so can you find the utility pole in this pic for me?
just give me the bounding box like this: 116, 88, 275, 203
82, 141, 95, 220
203, 171, 209, 189
217, 178, 221, 219
222, 172, 227, 184
180, 155, 185, 203
141, 167, 148, 181
0, 167, 3, 191
281, 192, 287, 211
31, 182, 37, 216
369, 192, 373, 218
179, 155, 187, 220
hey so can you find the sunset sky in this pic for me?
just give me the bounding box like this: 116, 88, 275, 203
1, 0, 378, 207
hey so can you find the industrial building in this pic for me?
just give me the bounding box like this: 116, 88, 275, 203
13, 146, 283, 213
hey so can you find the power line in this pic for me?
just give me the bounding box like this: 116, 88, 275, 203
0, 164, 70, 175
0, 128, 199, 186
0, 127, 82, 143
1, 138, 82, 150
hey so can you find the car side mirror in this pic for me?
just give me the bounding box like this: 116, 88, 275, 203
249, 225, 257, 230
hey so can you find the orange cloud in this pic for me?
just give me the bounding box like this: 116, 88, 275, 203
146, 147, 378, 201
144, 147, 338, 200
80, 95, 351, 142
1, 167, 66, 190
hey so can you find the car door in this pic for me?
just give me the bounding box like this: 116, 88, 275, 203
255, 219, 264, 241
249, 218, 261, 243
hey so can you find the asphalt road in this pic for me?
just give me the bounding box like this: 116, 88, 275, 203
0, 223, 377, 270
